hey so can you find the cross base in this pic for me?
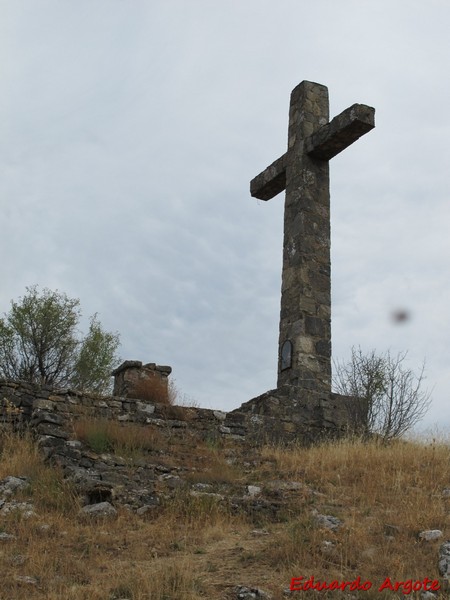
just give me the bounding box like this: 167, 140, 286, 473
235, 385, 354, 443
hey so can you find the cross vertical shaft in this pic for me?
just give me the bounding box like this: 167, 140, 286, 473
280, 81, 331, 392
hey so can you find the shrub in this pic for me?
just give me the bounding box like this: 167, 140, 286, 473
0, 286, 121, 394
333, 347, 431, 440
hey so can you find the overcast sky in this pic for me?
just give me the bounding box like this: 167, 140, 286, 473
1, 1, 450, 431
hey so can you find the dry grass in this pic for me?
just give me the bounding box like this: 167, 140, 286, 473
129, 377, 199, 409
185, 463, 240, 486
73, 418, 166, 457
259, 436, 450, 598
130, 376, 172, 405
0, 432, 79, 520
0, 513, 211, 599
0, 429, 449, 599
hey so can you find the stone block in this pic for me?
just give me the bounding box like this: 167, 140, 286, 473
33, 399, 56, 411
136, 402, 155, 414
36, 423, 69, 439
31, 411, 65, 426
79, 501, 117, 519
213, 410, 226, 421
108, 400, 123, 410
304, 316, 325, 336
282, 421, 297, 433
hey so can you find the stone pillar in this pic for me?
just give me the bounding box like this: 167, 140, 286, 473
278, 81, 331, 393
112, 361, 172, 403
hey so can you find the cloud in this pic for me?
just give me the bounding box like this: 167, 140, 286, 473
1, 0, 450, 428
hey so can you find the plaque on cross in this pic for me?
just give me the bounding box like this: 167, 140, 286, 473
251, 81, 374, 395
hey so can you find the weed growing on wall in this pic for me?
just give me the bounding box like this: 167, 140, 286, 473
73, 418, 164, 458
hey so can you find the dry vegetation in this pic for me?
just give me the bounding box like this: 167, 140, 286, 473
126, 377, 198, 411
129, 377, 172, 405
73, 418, 165, 457
0, 426, 449, 599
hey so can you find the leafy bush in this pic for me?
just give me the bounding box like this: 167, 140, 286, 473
0, 286, 120, 394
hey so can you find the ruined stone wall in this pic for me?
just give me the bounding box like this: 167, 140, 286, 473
0, 379, 350, 447
0, 378, 355, 514
0, 379, 242, 441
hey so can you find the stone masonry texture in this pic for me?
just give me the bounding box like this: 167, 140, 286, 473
0, 379, 351, 448
111, 361, 172, 402
249, 80, 374, 424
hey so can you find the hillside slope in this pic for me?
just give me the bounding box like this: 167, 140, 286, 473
0, 425, 449, 599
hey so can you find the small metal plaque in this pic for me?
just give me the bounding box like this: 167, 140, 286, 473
280, 340, 292, 370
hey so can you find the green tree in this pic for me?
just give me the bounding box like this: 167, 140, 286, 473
71, 314, 120, 394
0, 286, 120, 394
333, 347, 431, 441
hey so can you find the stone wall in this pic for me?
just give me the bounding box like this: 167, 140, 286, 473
0, 377, 356, 516
0, 379, 350, 447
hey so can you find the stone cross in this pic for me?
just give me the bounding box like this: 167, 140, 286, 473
251, 81, 374, 396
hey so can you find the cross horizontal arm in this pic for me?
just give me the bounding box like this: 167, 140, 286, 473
250, 153, 288, 201
305, 104, 375, 161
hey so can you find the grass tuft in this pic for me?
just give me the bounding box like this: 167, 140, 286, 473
73, 418, 164, 457
129, 376, 172, 405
